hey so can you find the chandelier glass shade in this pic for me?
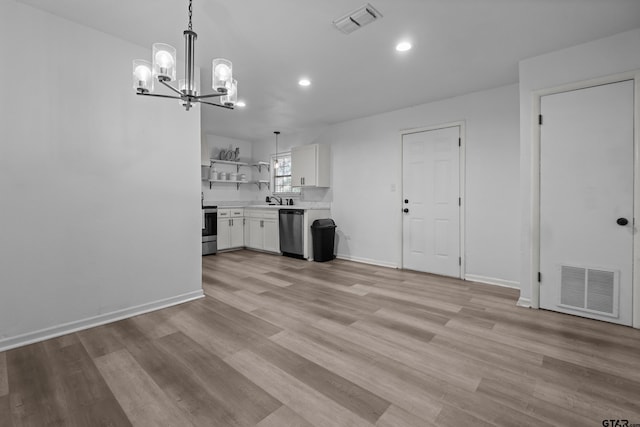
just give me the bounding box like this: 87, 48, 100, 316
132, 0, 237, 111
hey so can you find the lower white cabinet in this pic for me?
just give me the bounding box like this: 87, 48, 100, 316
217, 208, 244, 251
263, 219, 280, 253
246, 218, 262, 249
244, 209, 280, 253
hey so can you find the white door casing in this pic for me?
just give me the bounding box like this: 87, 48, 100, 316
539, 80, 634, 325
402, 125, 462, 278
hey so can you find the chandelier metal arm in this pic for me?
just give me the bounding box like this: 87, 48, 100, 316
194, 92, 227, 100
136, 92, 182, 100
159, 80, 184, 96
199, 100, 233, 109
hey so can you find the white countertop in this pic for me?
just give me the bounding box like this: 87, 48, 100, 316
216, 205, 330, 211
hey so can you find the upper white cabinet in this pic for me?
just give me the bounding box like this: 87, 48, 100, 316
291, 144, 330, 188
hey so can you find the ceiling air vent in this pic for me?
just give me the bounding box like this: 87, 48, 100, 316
333, 3, 383, 35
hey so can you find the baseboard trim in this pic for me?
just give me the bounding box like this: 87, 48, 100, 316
336, 254, 398, 269
516, 297, 532, 308
464, 274, 520, 290
0, 289, 204, 352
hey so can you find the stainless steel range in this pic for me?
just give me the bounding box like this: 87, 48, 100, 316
202, 205, 217, 255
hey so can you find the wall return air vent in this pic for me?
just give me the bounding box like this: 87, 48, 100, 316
333, 3, 383, 34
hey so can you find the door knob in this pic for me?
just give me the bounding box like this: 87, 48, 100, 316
404, 199, 409, 204
617, 218, 629, 226
403, 208, 409, 213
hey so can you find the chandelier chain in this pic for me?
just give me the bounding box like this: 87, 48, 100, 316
188, 0, 193, 31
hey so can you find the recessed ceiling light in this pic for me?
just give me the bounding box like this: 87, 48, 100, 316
236, 100, 246, 107
298, 78, 311, 87
395, 41, 412, 52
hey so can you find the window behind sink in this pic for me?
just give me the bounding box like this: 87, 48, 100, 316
273, 153, 301, 195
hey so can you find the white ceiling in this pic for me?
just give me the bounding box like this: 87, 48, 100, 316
17, 0, 640, 142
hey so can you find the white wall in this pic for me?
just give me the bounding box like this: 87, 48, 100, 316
518, 28, 640, 306
0, 0, 203, 350
253, 85, 521, 284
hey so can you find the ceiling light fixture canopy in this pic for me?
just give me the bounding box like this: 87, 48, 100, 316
132, 0, 237, 111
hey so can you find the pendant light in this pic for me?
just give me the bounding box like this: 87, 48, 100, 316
273, 131, 280, 169
132, 0, 238, 111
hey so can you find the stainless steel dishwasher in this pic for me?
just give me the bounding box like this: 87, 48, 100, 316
279, 209, 305, 258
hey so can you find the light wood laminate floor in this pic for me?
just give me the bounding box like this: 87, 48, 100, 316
2, 250, 640, 426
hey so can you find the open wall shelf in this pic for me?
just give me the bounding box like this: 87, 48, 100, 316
204, 159, 271, 190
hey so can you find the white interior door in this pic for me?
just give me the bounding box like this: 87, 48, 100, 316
539, 80, 634, 325
402, 126, 460, 277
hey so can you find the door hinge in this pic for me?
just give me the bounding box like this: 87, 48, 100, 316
458, 197, 461, 206
458, 138, 461, 147
459, 257, 462, 266
538, 272, 542, 282
538, 114, 543, 125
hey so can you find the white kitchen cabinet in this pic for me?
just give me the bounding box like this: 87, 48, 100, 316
229, 218, 244, 248
291, 144, 330, 188
263, 219, 280, 253
245, 217, 262, 249
244, 209, 280, 253
217, 218, 230, 250
217, 208, 244, 251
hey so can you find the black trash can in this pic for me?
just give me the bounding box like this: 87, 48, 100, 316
311, 219, 337, 262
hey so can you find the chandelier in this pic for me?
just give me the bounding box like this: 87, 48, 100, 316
131, 0, 237, 111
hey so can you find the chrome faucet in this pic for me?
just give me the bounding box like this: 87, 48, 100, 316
269, 195, 283, 205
